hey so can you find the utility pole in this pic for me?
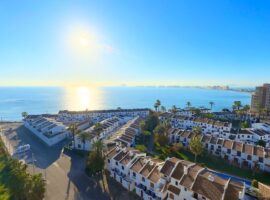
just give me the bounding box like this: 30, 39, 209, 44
32, 153, 35, 174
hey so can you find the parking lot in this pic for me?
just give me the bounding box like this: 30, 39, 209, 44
0, 122, 139, 200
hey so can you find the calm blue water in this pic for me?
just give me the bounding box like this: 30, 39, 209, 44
0, 87, 251, 121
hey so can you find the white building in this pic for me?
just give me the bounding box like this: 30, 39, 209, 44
73, 117, 122, 151
24, 115, 69, 146
105, 146, 245, 200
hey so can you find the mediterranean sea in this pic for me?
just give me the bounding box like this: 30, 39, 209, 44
0, 86, 251, 121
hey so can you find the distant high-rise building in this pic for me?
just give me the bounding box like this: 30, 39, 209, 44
251, 83, 270, 113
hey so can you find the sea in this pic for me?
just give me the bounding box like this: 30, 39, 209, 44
0, 86, 251, 121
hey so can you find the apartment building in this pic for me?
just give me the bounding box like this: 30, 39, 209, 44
58, 108, 150, 123
24, 115, 69, 146
169, 128, 270, 172
105, 146, 245, 200
73, 117, 122, 151
251, 83, 270, 113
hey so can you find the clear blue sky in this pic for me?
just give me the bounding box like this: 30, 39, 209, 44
0, 0, 270, 87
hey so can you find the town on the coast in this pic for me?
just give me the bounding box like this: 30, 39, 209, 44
1, 83, 270, 200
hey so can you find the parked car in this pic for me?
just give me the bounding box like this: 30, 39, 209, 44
15, 144, 30, 154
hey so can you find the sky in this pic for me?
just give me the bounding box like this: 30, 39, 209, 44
0, 0, 270, 87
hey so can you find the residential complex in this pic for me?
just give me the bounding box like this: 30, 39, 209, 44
106, 146, 245, 200
23, 115, 69, 146
251, 83, 270, 113
168, 128, 270, 172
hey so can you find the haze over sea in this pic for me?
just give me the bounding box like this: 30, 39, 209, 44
0, 87, 251, 121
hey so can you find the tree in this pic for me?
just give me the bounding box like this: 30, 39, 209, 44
193, 126, 202, 136
68, 123, 78, 141
0, 185, 10, 200
94, 123, 103, 135
209, 102, 215, 110
86, 151, 105, 175
93, 140, 105, 155
240, 121, 250, 128
170, 143, 183, 154
189, 135, 203, 162
21, 112, 28, 119
252, 179, 258, 188
154, 133, 169, 147
78, 132, 91, 151
154, 99, 161, 111
160, 106, 166, 113
256, 140, 266, 147
154, 124, 166, 135
233, 101, 242, 111
142, 112, 159, 132
171, 105, 177, 114
186, 101, 192, 108
135, 144, 147, 152
242, 105, 250, 112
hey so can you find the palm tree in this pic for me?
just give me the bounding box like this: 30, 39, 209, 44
93, 140, 105, 155
160, 106, 166, 113
94, 123, 103, 135
186, 101, 191, 108
171, 105, 177, 114
193, 126, 202, 136
233, 101, 242, 110
78, 132, 91, 151
209, 101, 214, 110
68, 123, 80, 148
154, 99, 161, 111
21, 112, 28, 119
189, 135, 203, 162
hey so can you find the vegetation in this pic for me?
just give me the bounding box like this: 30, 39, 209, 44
240, 121, 250, 128
135, 144, 147, 152
0, 138, 46, 200
68, 123, 80, 148
170, 105, 177, 114
256, 140, 266, 148
209, 101, 215, 110
160, 106, 166, 113
233, 101, 242, 111
154, 99, 161, 111
21, 112, 28, 119
186, 101, 191, 108
252, 179, 259, 188
86, 141, 105, 176
94, 123, 103, 134
189, 135, 203, 162
78, 132, 92, 151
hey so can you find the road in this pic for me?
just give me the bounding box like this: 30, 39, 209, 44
0, 122, 111, 200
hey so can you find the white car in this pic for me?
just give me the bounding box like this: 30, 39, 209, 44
15, 144, 30, 154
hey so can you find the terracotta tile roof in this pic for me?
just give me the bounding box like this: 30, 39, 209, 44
254, 146, 264, 157
192, 170, 228, 200
180, 131, 191, 138
130, 157, 148, 173
171, 160, 193, 180
232, 141, 243, 152
223, 140, 233, 149
160, 157, 179, 176
265, 149, 270, 158
114, 150, 129, 161
167, 184, 181, 195
217, 138, 224, 145
210, 137, 218, 144
201, 135, 212, 143
180, 165, 204, 189
242, 144, 253, 155
148, 166, 162, 183
224, 180, 244, 200
106, 147, 119, 159
140, 161, 156, 177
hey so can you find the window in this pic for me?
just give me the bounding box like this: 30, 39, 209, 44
175, 181, 178, 186
237, 151, 241, 157
247, 155, 251, 160
122, 166, 124, 170
259, 157, 264, 163
116, 162, 118, 166
107, 159, 110, 163
193, 193, 198, 199
150, 182, 154, 188
133, 172, 136, 177
184, 188, 187, 191
227, 149, 231, 154
142, 177, 145, 182
202, 197, 206, 200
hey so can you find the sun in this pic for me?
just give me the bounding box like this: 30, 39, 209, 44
79, 37, 89, 47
